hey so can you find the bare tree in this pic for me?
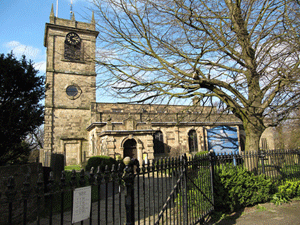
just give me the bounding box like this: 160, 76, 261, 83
92, 0, 300, 151
25, 126, 44, 151
275, 108, 300, 149
25, 126, 44, 163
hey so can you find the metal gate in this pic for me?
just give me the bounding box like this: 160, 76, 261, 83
152, 154, 214, 225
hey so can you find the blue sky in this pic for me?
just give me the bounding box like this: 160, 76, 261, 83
0, 0, 93, 77
0, 0, 122, 101
0, 0, 189, 104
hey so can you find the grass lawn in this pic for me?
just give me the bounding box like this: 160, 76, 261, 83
64, 165, 82, 171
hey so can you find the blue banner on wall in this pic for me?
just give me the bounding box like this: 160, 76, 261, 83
207, 126, 239, 154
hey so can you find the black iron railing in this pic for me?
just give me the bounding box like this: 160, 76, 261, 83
214, 149, 300, 181
2, 149, 299, 224
0, 153, 213, 225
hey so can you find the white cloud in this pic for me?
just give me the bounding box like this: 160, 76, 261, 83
34, 61, 46, 74
4, 41, 41, 60
3, 41, 46, 74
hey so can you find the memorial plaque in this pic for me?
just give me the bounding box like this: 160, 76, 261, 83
72, 186, 92, 223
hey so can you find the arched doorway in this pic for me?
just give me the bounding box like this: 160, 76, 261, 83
123, 139, 137, 159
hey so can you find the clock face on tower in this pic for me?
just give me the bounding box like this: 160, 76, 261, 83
64, 32, 81, 61
66, 32, 81, 45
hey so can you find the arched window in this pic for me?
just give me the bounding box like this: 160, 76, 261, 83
188, 130, 198, 153
153, 131, 164, 154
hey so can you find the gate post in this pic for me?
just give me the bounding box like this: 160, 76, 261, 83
182, 154, 189, 224
123, 157, 135, 225
209, 150, 215, 209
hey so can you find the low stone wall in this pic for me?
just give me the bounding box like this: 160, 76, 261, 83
0, 163, 43, 225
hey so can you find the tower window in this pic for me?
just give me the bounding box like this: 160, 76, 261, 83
66, 85, 81, 100
66, 85, 78, 96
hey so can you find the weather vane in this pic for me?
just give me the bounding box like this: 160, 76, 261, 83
70, 0, 73, 19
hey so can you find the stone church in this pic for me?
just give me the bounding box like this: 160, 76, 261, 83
41, 7, 275, 166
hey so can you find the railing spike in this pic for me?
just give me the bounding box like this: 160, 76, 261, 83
104, 165, 110, 183
47, 171, 55, 193
96, 165, 102, 185
70, 169, 77, 188
6, 176, 16, 202
89, 167, 95, 185
59, 170, 66, 190
79, 169, 85, 186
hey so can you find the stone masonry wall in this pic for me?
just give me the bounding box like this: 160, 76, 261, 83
0, 163, 43, 225
43, 10, 98, 166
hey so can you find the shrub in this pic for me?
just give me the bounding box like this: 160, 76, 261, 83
272, 180, 300, 205
85, 156, 118, 172
214, 165, 276, 212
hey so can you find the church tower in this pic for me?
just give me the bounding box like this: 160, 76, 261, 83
43, 5, 99, 166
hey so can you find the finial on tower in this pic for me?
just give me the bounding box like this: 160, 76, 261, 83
50, 4, 55, 23
50, 4, 54, 16
91, 11, 95, 25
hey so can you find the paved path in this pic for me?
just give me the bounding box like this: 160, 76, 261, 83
206, 200, 300, 225
29, 175, 175, 225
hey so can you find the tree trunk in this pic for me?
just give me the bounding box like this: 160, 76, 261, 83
244, 118, 266, 151
244, 125, 263, 152
243, 118, 265, 172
